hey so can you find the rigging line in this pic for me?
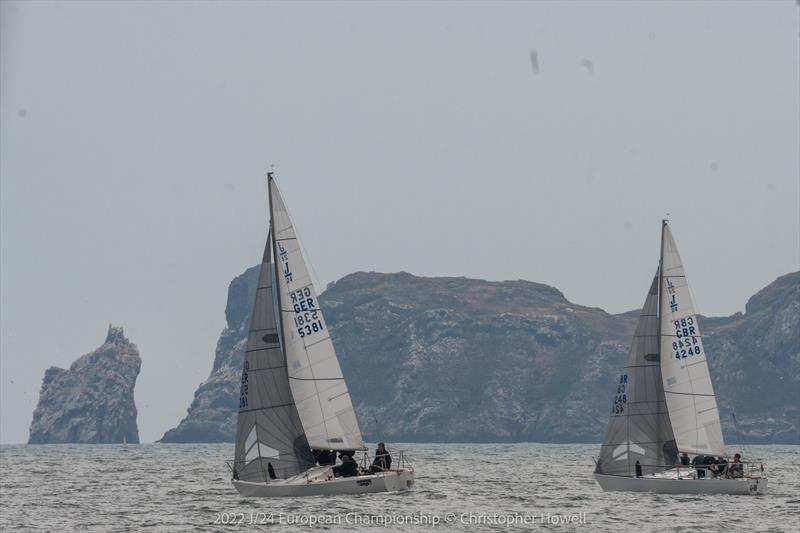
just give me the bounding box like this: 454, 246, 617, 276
664, 390, 716, 397
731, 412, 753, 455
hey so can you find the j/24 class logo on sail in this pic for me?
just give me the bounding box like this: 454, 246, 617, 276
664, 278, 679, 313
277, 242, 292, 283
672, 316, 702, 359
290, 287, 324, 339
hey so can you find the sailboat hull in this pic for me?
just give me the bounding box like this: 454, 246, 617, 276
233, 469, 415, 497
594, 472, 767, 495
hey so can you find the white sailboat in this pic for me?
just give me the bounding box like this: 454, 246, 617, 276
594, 220, 767, 495
230, 172, 415, 497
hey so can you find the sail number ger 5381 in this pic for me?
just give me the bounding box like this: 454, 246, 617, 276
290, 287, 324, 339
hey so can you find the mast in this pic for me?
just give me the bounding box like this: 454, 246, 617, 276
657, 219, 666, 347
267, 171, 284, 361
656, 219, 667, 462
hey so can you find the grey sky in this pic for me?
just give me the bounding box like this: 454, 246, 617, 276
1, 1, 798, 444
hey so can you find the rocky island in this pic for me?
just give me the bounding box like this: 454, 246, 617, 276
161, 269, 799, 444
28, 325, 141, 444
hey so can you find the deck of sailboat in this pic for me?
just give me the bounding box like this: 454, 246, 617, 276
233, 466, 415, 497
594, 472, 767, 495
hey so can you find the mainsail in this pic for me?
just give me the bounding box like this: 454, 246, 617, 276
658, 223, 725, 456
268, 177, 366, 451
233, 237, 315, 482
597, 273, 677, 476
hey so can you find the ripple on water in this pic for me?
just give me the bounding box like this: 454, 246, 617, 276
1, 443, 796, 532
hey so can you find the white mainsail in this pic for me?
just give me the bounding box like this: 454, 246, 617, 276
268, 177, 366, 451
658, 222, 725, 456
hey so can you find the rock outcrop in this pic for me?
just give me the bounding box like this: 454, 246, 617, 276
703, 272, 800, 443
161, 269, 799, 444
28, 325, 141, 444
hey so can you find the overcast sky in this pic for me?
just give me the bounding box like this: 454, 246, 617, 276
1, 1, 798, 444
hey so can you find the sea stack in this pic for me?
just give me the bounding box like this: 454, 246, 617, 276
28, 325, 142, 444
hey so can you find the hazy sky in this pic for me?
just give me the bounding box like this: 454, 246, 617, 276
1, 1, 798, 444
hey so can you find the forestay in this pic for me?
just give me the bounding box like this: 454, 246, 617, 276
233, 238, 315, 482
597, 273, 678, 476
269, 178, 366, 451
659, 224, 725, 456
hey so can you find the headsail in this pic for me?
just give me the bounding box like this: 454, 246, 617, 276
233, 236, 315, 482
597, 273, 678, 476
659, 222, 725, 456
268, 177, 366, 451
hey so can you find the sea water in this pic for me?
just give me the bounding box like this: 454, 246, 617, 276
1, 443, 797, 532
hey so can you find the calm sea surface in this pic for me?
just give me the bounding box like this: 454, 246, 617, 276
1, 443, 797, 532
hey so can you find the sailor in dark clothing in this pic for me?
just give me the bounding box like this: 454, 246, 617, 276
716, 456, 728, 477
332, 454, 358, 477
267, 462, 276, 480
313, 449, 336, 466
635, 461, 642, 478
691, 455, 707, 478
368, 442, 392, 474
680, 453, 690, 466
339, 450, 356, 461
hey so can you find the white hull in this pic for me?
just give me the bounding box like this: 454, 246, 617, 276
594, 472, 767, 495
233, 466, 415, 497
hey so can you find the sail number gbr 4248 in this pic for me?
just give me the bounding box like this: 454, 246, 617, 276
290, 287, 324, 339
671, 316, 702, 360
